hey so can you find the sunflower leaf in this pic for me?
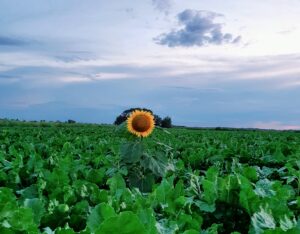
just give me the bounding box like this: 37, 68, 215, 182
120, 141, 144, 163
142, 153, 168, 177
128, 173, 155, 193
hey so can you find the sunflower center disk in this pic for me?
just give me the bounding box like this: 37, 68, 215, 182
132, 115, 151, 132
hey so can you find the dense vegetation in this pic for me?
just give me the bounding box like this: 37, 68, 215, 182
0, 121, 300, 233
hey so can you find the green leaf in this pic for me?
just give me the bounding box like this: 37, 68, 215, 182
57, 204, 69, 213
175, 196, 186, 207
238, 175, 258, 214
16, 185, 39, 199
0, 188, 17, 220
183, 230, 199, 234
178, 212, 202, 231
201, 223, 220, 234
218, 175, 239, 203
87, 203, 116, 233
0, 227, 15, 234
0, 170, 8, 182
156, 219, 179, 234
202, 179, 218, 204
107, 173, 126, 195
0, 187, 16, 205
120, 142, 144, 163
154, 178, 172, 205
205, 167, 219, 182
137, 208, 157, 234
96, 211, 146, 234
194, 200, 216, 213
8, 207, 38, 232
242, 166, 258, 181
23, 198, 45, 224
128, 173, 155, 193
45, 168, 70, 191
254, 179, 276, 198
257, 166, 275, 178
142, 153, 168, 177
86, 168, 106, 184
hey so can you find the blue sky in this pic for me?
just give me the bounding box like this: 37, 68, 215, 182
1, 0, 300, 129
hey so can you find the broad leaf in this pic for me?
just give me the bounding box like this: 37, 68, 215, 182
87, 203, 116, 233
120, 142, 144, 163
96, 211, 146, 234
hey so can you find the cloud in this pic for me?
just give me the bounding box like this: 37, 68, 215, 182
2, 51, 300, 90
0, 36, 29, 46
152, 0, 172, 15
1, 48, 300, 109
253, 121, 300, 130
155, 9, 241, 47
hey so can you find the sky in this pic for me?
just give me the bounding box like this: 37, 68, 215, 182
1, 0, 300, 129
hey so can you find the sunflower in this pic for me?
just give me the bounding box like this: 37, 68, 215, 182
127, 110, 155, 137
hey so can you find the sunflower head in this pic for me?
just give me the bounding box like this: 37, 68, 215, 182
127, 110, 155, 137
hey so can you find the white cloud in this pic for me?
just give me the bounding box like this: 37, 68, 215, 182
55, 76, 91, 83
1, 49, 300, 91
92, 73, 134, 80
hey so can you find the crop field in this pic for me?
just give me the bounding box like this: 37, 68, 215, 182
0, 121, 300, 233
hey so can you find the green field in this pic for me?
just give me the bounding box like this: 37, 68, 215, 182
1, 121, 300, 233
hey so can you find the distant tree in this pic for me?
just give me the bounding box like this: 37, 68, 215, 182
67, 119, 76, 124
114, 107, 163, 126
114, 115, 126, 125
154, 114, 162, 126
161, 116, 172, 128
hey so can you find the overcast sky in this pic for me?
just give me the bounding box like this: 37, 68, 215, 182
1, 0, 300, 129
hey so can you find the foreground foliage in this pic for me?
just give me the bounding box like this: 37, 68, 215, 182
0, 121, 300, 233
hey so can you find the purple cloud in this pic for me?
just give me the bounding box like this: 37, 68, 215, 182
155, 9, 241, 47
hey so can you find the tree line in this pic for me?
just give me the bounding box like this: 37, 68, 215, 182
114, 108, 172, 128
